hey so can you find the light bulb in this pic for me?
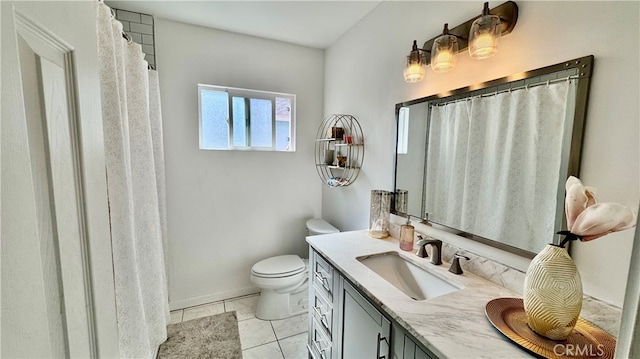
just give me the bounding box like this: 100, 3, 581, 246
469, 3, 501, 60
403, 62, 426, 83
431, 37, 458, 72
404, 40, 427, 83
474, 33, 494, 48
470, 32, 498, 59
431, 24, 458, 73
436, 50, 453, 64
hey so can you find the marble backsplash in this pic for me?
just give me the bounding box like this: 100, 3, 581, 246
388, 222, 622, 336
389, 222, 526, 294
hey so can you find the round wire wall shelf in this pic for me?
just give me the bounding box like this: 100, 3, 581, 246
314, 114, 364, 187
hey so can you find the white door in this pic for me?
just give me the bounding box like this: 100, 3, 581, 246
1, 2, 118, 357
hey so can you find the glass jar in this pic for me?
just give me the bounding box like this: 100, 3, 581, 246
395, 189, 408, 214
369, 190, 391, 238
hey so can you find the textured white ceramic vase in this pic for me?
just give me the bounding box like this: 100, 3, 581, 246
523, 244, 583, 340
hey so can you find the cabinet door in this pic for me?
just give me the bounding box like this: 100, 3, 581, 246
401, 332, 437, 359
414, 346, 434, 359
340, 279, 391, 359
393, 332, 437, 359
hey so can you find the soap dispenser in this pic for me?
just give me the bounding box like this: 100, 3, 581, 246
399, 216, 415, 251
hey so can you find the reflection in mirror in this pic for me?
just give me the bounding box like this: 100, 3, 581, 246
395, 104, 428, 217
394, 56, 593, 258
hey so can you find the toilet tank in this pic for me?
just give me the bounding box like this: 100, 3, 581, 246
306, 219, 339, 236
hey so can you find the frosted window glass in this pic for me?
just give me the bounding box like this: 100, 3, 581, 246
276, 121, 290, 151
275, 97, 291, 151
232, 97, 247, 147
201, 90, 229, 149
250, 98, 272, 147
198, 84, 295, 151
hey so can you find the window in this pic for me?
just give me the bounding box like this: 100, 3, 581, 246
397, 107, 410, 154
198, 84, 295, 151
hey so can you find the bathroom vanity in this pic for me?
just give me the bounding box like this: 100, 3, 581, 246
306, 230, 621, 359
308, 245, 396, 359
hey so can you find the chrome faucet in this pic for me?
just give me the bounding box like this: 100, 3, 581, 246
415, 235, 442, 265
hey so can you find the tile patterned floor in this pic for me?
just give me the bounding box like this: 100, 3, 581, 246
169, 293, 308, 359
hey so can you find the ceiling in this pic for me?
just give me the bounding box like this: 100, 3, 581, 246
105, 1, 383, 49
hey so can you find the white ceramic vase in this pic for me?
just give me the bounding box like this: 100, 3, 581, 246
523, 244, 583, 340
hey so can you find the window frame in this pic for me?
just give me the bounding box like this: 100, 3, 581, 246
198, 84, 296, 152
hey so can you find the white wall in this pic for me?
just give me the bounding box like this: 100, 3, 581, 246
155, 19, 324, 308
323, 1, 639, 307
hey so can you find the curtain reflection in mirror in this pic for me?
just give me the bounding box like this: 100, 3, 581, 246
425, 81, 577, 253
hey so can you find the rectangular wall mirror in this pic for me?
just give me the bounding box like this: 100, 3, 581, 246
393, 56, 594, 258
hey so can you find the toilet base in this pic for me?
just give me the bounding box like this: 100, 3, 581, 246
255, 282, 309, 320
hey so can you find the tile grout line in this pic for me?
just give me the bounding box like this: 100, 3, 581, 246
240, 335, 280, 352
270, 321, 286, 359
173, 292, 259, 312
277, 331, 308, 341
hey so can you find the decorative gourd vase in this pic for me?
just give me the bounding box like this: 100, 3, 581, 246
523, 244, 583, 340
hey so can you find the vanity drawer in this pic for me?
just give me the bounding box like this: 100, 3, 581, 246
309, 317, 332, 359
312, 253, 334, 299
311, 289, 333, 337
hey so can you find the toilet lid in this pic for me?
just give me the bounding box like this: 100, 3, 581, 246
306, 219, 339, 234
251, 255, 306, 277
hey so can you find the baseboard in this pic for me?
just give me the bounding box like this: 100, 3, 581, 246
169, 286, 260, 311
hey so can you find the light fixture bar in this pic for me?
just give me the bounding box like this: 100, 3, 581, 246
421, 1, 518, 65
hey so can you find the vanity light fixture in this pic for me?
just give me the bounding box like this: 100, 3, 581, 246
403, 40, 428, 83
403, 1, 518, 83
469, 2, 502, 59
431, 24, 459, 73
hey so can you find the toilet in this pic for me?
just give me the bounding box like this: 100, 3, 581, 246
250, 218, 339, 320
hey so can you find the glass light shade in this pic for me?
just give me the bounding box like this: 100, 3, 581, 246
404, 58, 427, 83
431, 34, 458, 73
404, 41, 427, 83
469, 14, 501, 59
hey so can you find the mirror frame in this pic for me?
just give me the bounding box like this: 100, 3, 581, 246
393, 55, 594, 258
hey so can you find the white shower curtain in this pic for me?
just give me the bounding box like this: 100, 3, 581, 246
426, 81, 573, 252
96, 3, 170, 357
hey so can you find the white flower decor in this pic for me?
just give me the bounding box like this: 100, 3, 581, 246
523, 176, 635, 340
559, 176, 636, 246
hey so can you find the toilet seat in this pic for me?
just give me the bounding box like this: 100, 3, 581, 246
251, 255, 306, 278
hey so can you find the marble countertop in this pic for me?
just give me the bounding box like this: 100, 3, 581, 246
307, 230, 621, 359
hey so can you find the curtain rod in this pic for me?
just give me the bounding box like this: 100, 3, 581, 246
431, 75, 582, 107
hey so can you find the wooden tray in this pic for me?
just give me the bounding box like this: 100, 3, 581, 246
485, 298, 616, 359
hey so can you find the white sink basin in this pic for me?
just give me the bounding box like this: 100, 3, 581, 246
357, 252, 460, 301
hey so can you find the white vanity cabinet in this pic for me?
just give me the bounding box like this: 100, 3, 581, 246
309, 248, 436, 359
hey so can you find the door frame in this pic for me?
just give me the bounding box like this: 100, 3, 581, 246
1, 2, 119, 357
616, 209, 640, 358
